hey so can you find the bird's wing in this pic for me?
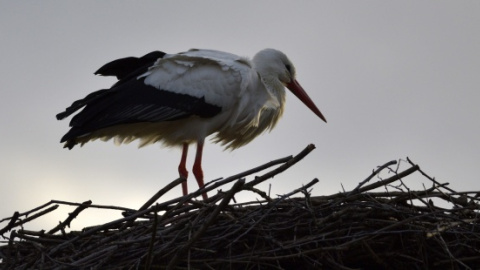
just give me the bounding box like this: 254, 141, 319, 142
94, 51, 166, 80
56, 51, 167, 121
141, 49, 254, 105
58, 50, 253, 142
60, 75, 221, 142
140, 49, 273, 126
56, 89, 110, 120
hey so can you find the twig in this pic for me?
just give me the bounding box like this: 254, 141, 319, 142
0, 212, 19, 236
144, 204, 158, 270
244, 144, 316, 188
203, 156, 293, 189
136, 178, 185, 213
13, 205, 59, 228
350, 160, 397, 194
48, 200, 92, 234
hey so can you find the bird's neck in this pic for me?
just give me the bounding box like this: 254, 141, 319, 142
260, 75, 286, 108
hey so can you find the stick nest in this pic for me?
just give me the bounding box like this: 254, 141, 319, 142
1, 144, 480, 269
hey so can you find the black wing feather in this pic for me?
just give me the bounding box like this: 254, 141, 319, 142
58, 50, 222, 148
59, 77, 221, 144
56, 89, 110, 120
56, 51, 166, 121
94, 51, 166, 80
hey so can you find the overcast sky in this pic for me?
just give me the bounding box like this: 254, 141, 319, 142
1, 1, 479, 231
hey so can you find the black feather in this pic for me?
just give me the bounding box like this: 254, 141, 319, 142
59, 77, 221, 144
56, 89, 109, 120
94, 51, 166, 80
57, 51, 167, 121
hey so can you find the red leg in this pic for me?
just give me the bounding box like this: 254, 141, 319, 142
193, 139, 208, 200
178, 143, 189, 196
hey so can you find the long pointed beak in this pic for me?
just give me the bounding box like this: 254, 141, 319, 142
286, 79, 327, 123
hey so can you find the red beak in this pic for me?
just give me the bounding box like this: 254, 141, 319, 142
286, 79, 327, 123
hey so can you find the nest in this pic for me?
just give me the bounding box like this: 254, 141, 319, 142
1, 144, 480, 269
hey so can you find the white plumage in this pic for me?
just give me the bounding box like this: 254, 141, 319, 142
57, 48, 326, 200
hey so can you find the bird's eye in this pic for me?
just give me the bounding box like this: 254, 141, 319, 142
285, 64, 292, 73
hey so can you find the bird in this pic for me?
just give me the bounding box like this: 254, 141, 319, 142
57, 48, 327, 200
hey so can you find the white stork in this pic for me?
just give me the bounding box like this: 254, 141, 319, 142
57, 48, 327, 200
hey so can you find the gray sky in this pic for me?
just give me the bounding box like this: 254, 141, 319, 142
1, 1, 479, 231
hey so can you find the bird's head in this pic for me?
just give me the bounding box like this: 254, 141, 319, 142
253, 49, 327, 123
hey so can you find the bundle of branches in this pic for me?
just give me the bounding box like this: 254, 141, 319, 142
1, 144, 479, 269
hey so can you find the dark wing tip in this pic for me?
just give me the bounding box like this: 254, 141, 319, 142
94, 51, 167, 80
56, 111, 68, 120
56, 89, 110, 121
63, 140, 76, 150
60, 131, 78, 149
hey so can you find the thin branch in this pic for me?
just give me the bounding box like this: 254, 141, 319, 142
0, 212, 19, 236
350, 160, 397, 194
48, 200, 92, 234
